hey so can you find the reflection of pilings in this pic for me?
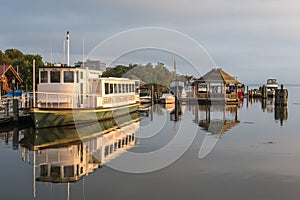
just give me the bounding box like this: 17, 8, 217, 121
261, 98, 267, 111
275, 85, 288, 107
274, 106, 288, 126
194, 103, 199, 122
206, 106, 210, 123
12, 126, 19, 150
274, 85, 288, 126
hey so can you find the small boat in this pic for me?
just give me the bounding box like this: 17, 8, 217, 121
266, 78, 278, 97
139, 87, 152, 103
170, 81, 187, 100
159, 93, 175, 104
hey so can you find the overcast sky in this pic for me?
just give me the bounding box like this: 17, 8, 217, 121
1, 0, 300, 84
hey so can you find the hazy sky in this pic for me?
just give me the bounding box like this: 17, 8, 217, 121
1, 0, 300, 84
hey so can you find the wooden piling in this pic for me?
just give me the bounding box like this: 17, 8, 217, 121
13, 99, 19, 122
261, 85, 268, 99
275, 84, 288, 107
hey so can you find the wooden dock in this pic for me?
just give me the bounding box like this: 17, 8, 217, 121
0, 98, 33, 128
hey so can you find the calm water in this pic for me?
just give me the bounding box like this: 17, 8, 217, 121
1, 86, 300, 200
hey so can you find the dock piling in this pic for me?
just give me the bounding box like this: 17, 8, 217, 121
275, 84, 288, 107
13, 99, 19, 122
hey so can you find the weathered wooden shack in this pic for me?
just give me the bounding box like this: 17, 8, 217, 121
193, 68, 241, 104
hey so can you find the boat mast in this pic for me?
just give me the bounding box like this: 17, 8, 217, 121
66, 31, 70, 66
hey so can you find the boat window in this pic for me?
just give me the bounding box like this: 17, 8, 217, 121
40, 71, 48, 83
118, 84, 122, 93
122, 84, 125, 93
110, 83, 113, 94
50, 166, 61, 178
40, 165, 48, 176
105, 83, 109, 94
50, 71, 61, 83
114, 84, 117, 93
64, 71, 74, 83
64, 166, 74, 178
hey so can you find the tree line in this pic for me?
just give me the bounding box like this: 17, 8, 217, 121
0, 49, 193, 91
103, 63, 193, 87
0, 49, 44, 90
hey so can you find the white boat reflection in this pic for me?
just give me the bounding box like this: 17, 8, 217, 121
20, 112, 140, 183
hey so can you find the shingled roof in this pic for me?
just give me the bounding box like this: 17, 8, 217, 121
196, 68, 240, 85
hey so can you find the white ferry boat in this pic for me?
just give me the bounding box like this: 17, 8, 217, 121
266, 78, 278, 97
30, 65, 139, 128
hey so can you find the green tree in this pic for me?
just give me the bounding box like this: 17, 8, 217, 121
0, 50, 12, 65
2, 49, 44, 91
5, 49, 23, 60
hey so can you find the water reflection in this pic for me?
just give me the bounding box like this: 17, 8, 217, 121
20, 112, 140, 184
191, 104, 240, 158
247, 97, 288, 125
192, 104, 239, 134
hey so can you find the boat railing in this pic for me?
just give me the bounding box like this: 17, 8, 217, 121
34, 92, 78, 109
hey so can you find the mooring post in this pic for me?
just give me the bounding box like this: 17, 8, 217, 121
13, 98, 19, 122
275, 84, 288, 106
6, 99, 9, 117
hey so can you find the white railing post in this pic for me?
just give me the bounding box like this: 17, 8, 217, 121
33, 60, 36, 108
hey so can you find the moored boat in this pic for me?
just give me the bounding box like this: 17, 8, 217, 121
266, 78, 278, 97
159, 93, 175, 104
30, 65, 139, 128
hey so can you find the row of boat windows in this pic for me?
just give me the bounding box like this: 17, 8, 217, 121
40, 71, 83, 83
40, 164, 83, 178
104, 83, 135, 94
104, 134, 135, 157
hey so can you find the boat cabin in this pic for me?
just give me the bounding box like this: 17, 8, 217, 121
37, 66, 139, 109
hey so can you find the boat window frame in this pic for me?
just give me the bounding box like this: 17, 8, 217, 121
63, 71, 74, 83
114, 83, 118, 93
40, 71, 48, 83
105, 83, 109, 94
50, 71, 61, 83
110, 83, 114, 94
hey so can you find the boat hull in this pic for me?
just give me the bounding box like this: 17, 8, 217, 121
30, 103, 139, 128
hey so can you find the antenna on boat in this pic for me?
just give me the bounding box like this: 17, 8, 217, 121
50, 39, 53, 64
62, 39, 65, 65
66, 31, 70, 66
82, 34, 85, 68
